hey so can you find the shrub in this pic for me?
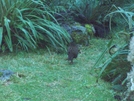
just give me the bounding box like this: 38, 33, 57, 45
94, 38, 130, 91
93, 6, 134, 89
0, 0, 70, 52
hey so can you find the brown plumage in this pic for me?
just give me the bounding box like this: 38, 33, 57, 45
67, 41, 79, 64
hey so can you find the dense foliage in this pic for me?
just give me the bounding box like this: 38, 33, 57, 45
0, 0, 70, 52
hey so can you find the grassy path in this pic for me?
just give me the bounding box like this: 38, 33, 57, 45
0, 38, 117, 101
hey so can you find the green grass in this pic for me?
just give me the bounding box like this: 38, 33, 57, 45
0, 38, 120, 101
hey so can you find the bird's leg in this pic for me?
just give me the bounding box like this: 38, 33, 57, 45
70, 60, 73, 64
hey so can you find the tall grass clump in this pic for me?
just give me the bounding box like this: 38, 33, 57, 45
104, 5, 134, 30
70, 0, 97, 23
73, 0, 97, 17
0, 0, 70, 52
94, 5, 134, 91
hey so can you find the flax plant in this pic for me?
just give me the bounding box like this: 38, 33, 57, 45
94, 5, 134, 90
0, 0, 70, 52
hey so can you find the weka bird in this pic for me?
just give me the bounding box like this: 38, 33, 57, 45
67, 41, 79, 64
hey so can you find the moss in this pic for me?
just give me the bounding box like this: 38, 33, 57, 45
71, 31, 89, 45
85, 24, 95, 38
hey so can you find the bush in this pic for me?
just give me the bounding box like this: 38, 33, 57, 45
0, 0, 70, 52
94, 38, 130, 91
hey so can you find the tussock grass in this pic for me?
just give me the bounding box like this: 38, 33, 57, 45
0, 38, 118, 101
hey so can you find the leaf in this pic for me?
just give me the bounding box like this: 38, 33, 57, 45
112, 74, 122, 84
4, 17, 13, 52
112, 85, 124, 91
93, 38, 113, 68
0, 27, 3, 46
